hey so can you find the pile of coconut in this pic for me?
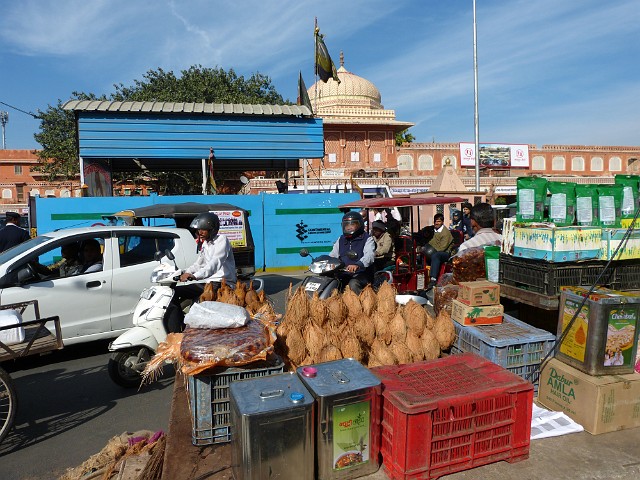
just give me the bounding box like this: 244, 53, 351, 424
276, 282, 456, 369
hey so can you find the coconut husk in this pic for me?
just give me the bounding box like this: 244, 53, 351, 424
303, 322, 326, 359
310, 292, 328, 327
434, 310, 456, 350
326, 291, 346, 327
216, 283, 240, 305
359, 285, 377, 316
234, 281, 247, 305
342, 286, 363, 320
367, 353, 384, 368
373, 311, 392, 345
353, 314, 376, 345
421, 328, 441, 360
258, 289, 266, 303
390, 342, 413, 365
390, 310, 407, 344
406, 331, 425, 361
371, 339, 397, 366
319, 344, 343, 363
245, 282, 260, 309
377, 282, 397, 317
285, 287, 310, 328
285, 326, 306, 366
403, 301, 428, 335
425, 310, 436, 330
199, 282, 216, 302
341, 335, 364, 362
300, 354, 314, 367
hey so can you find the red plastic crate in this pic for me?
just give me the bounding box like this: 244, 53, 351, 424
371, 353, 533, 480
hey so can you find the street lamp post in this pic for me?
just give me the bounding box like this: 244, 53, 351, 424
472, 0, 480, 192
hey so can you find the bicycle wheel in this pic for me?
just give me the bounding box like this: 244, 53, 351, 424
0, 367, 17, 444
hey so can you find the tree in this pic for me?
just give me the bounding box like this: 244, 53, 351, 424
32, 66, 286, 188
395, 129, 415, 146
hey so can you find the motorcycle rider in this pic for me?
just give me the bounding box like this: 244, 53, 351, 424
329, 211, 375, 294
166, 212, 237, 332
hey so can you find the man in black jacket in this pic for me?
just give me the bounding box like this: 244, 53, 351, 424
0, 212, 30, 253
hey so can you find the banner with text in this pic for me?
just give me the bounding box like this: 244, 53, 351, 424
460, 143, 529, 168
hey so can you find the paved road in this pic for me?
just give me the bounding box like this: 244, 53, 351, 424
0, 271, 304, 480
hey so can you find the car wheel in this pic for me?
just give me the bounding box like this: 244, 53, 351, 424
0, 367, 17, 444
108, 348, 152, 388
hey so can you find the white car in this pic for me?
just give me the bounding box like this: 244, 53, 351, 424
0, 226, 198, 345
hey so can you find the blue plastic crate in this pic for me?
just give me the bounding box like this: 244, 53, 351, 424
187, 354, 285, 445
451, 314, 555, 393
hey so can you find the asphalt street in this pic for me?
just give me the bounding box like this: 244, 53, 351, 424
0, 271, 304, 480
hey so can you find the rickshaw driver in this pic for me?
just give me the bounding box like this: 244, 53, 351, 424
329, 211, 376, 294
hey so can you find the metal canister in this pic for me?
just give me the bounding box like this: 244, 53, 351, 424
297, 359, 381, 480
230, 372, 315, 480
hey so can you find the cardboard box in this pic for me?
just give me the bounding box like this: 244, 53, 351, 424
458, 280, 500, 306
450, 299, 504, 326
600, 228, 640, 260
513, 225, 602, 262
537, 358, 640, 435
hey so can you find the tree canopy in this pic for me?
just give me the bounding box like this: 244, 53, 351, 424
33, 66, 286, 188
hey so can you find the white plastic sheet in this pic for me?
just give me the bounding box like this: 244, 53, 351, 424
530, 403, 584, 440
184, 301, 250, 329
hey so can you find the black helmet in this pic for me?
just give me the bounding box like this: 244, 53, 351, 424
190, 212, 220, 236
342, 211, 365, 239
451, 209, 462, 219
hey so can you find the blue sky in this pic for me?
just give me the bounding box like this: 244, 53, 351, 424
1, 0, 638, 150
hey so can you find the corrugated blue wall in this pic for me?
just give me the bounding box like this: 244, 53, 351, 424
76, 113, 324, 160
34, 193, 359, 269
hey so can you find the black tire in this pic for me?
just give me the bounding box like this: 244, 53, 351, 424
0, 367, 17, 444
108, 348, 151, 388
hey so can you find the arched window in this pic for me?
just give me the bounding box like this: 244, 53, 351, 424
45, 189, 56, 197
2, 188, 12, 199
397, 154, 413, 170
30, 189, 40, 197
609, 157, 622, 171
590, 156, 603, 172
571, 157, 585, 171
532, 156, 545, 171
418, 155, 434, 171
552, 156, 565, 171
60, 189, 71, 198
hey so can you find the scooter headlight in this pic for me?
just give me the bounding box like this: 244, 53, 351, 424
141, 288, 155, 300
310, 260, 329, 274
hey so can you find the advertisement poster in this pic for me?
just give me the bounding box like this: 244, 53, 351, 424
459, 143, 530, 168
214, 210, 246, 247
332, 401, 370, 471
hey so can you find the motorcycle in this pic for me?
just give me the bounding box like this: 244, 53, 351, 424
108, 250, 264, 388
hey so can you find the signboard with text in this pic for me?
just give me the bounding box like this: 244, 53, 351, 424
460, 143, 529, 168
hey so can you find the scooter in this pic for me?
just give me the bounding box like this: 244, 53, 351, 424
108, 250, 264, 388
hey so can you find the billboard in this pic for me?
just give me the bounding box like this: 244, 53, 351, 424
460, 143, 529, 168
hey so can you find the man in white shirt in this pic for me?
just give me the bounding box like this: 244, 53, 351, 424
166, 212, 236, 332
457, 203, 502, 254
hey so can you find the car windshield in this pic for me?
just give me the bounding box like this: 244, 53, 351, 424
0, 235, 52, 265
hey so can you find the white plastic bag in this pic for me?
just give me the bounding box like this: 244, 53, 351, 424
0, 309, 26, 345
184, 301, 250, 329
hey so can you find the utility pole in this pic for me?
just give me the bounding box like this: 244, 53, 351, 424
472, 0, 480, 192
0, 111, 8, 149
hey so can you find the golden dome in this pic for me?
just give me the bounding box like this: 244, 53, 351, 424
308, 62, 383, 110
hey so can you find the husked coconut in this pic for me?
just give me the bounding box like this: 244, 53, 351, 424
319, 344, 343, 362
234, 281, 247, 305
425, 310, 436, 330
285, 287, 310, 328
303, 322, 326, 359
371, 338, 397, 366
405, 331, 425, 361
342, 286, 363, 320
390, 342, 413, 364
199, 282, 216, 302
390, 310, 407, 344
377, 282, 397, 317
285, 327, 307, 365
434, 310, 457, 350
326, 291, 346, 327
403, 301, 428, 335
421, 328, 441, 360
354, 314, 376, 345
367, 353, 384, 368
359, 285, 377, 316
310, 292, 328, 327
341, 335, 364, 362
373, 311, 392, 345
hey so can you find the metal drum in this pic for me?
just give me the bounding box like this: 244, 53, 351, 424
297, 359, 381, 480
230, 373, 315, 480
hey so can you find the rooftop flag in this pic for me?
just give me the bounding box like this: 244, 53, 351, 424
315, 27, 340, 84
297, 71, 313, 113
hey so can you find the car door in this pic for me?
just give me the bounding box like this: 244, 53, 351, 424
0, 232, 113, 344
109, 230, 182, 332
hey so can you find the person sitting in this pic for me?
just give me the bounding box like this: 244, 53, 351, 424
80, 239, 103, 273
59, 243, 82, 277
329, 211, 375, 294
457, 202, 503, 253
450, 209, 473, 241
461, 202, 475, 239
166, 212, 237, 333
423, 213, 454, 290
371, 221, 395, 271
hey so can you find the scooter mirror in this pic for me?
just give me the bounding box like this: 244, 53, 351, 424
165, 250, 176, 261
346, 250, 358, 260
299, 248, 310, 257
154, 251, 163, 261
